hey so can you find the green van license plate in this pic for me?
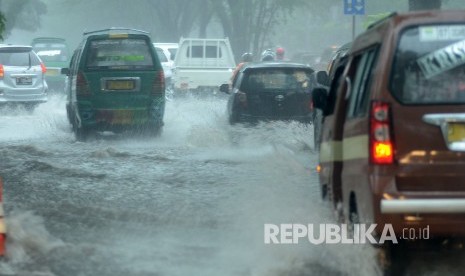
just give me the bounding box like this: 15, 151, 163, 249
448, 123, 465, 142
106, 80, 135, 90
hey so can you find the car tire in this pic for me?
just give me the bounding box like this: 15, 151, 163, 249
377, 242, 409, 276
321, 183, 328, 201
23, 103, 38, 113
228, 112, 239, 125
74, 125, 89, 142
72, 114, 89, 142
145, 123, 163, 137
152, 125, 163, 137
66, 104, 73, 125
313, 109, 323, 150
165, 86, 174, 102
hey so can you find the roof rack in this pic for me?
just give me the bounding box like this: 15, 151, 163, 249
367, 12, 397, 30
83, 27, 149, 36
31, 37, 66, 41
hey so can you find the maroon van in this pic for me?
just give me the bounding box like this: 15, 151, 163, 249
313, 10, 465, 274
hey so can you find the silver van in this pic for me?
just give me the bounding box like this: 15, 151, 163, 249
0, 45, 48, 109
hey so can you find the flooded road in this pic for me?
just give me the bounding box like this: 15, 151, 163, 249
0, 95, 463, 276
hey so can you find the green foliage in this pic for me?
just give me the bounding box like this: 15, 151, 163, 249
1, 0, 47, 38
211, 0, 310, 61
0, 11, 5, 41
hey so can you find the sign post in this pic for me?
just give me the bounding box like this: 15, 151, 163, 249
343, 0, 365, 40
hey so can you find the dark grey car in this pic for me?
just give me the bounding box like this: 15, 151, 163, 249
220, 62, 314, 124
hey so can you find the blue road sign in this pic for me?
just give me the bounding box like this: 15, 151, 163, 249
344, 0, 365, 15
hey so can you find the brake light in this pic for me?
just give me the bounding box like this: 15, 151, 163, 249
40, 63, 47, 74
370, 101, 394, 164
0, 234, 5, 256
237, 91, 247, 108
309, 100, 314, 111
76, 71, 90, 96
152, 70, 165, 96
0, 64, 3, 79
0, 178, 6, 256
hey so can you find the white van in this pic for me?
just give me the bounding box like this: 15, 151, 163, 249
173, 37, 236, 93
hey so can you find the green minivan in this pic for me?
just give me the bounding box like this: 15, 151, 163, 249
31, 37, 70, 92
62, 28, 165, 141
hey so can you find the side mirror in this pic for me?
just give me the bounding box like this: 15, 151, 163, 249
219, 83, 230, 94
316, 70, 329, 87
312, 87, 329, 111
61, 68, 70, 76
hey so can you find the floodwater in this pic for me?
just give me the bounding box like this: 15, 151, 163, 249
0, 94, 463, 276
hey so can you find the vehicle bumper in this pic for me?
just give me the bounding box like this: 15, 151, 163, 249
372, 172, 465, 237
78, 100, 165, 129
237, 113, 313, 124
0, 92, 48, 103
381, 199, 465, 214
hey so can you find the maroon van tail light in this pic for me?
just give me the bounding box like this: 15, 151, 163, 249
370, 101, 394, 164
76, 71, 91, 96
152, 71, 165, 96
0, 178, 5, 256
237, 91, 248, 108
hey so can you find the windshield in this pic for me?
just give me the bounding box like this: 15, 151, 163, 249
390, 25, 465, 104
241, 68, 313, 92
0, 49, 41, 66
168, 48, 177, 59
33, 42, 69, 62
155, 47, 168, 62
85, 38, 154, 70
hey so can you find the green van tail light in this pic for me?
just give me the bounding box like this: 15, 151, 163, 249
152, 70, 165, 96
237, 91, 248, 109
0, 64, 3, 79
76, 71, 91, 96
370, 101, 394, 164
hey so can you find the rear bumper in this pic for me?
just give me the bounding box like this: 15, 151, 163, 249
237, 113, 312, 124
0, 92, 47, 103
381, 199, 465, 213
77, 101, 165, 129
0, 84, 48, 103
371, 173, 465, 237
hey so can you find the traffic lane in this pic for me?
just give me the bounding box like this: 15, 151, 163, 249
0, 133, 352, 275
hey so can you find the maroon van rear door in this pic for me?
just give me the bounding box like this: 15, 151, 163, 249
389, 24, 465, 192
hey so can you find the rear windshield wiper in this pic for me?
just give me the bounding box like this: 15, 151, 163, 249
27, 52, 32, 70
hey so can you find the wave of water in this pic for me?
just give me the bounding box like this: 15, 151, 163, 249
0, 95, 386, 276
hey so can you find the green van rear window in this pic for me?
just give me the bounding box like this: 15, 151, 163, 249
86, 38, 154, 70
390, 25, 465, 104
33, 43, 69, 62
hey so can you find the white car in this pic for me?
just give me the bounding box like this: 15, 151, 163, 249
153, 42, 178, 63
153, 43, 178, 100
154, 45, 173, 80
0, 45, 48, 110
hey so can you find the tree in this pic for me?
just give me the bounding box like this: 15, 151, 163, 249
146, 0, 211, 42
211, 0, 309, 61
409, 0, 441, 11
0, 11, 5, 41
0, 0, 47, 39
